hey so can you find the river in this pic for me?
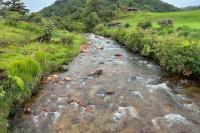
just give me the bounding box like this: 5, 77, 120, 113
11, 34, 200, 133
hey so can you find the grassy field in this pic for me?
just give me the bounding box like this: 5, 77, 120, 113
115, 10, 200, 29
0, 21, 84, 132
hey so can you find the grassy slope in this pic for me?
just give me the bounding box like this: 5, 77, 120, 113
115, 10, 200, 29
0, 21, 84, 132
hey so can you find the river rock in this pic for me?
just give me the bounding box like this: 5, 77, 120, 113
64, 77, 72, 81
115, 53, 122, 57
105, 91, 115, 95
97, 45, 104, 50
88, 68, 103, 77
62, 65, 69, 71
147, 79, 162, 85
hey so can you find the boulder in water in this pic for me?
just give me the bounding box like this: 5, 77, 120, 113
115, 53, 122, 57
88, 68, 103, 77
64, 77, 72, 81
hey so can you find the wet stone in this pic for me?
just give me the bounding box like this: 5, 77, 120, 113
88, 68, 103, 77
147, 79, 162, 85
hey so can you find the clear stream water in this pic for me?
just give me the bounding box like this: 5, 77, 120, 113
12, 34, 200, 133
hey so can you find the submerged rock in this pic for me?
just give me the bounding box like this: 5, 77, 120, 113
105, 91, 115, 95
88, 68, 103, 77
115, 53, 122, 57
152, 113, 191, 129
96, 45, 104, 50
64, 77, 72, 81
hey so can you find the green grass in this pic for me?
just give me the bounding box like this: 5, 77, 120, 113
0, 21, 85, 133
115, 10, 200, 29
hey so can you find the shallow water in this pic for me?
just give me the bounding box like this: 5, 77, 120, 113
11, 34, 200, 133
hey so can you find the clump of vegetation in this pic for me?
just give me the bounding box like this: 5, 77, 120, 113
37, 21, 55, 42
4, 11, 22, 26
124, 23, 130, 28
84, 12, 101, 31
157, 18, 174, 28
137, 21, 152, 29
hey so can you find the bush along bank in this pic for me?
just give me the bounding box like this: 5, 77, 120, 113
0, 25, 85, 132
95, 26, 200, 78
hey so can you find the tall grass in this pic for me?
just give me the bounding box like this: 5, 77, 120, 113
0, 21, 85, 132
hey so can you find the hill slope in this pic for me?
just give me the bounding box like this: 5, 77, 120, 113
40, 0, 178, 18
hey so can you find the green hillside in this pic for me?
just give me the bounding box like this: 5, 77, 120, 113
115, 10, 200, 29
41, 0, 178, 18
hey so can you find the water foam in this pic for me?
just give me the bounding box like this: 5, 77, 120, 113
130, 91, 143, 98
152, 113, 191, 129
113, 106, 137, 122
146, 83, 169, 92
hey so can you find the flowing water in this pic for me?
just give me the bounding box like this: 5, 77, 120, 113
12, 34, 200, 133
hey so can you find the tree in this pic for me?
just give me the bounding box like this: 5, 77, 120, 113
3, 0, 29, 14
84, 12, 100, 31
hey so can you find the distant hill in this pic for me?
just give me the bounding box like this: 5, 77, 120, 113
40, 0, 179, 18
183, 6, 200, 11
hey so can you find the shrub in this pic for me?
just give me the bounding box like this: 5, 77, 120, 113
124, 23, 130, 28
27, 12, 43, 24
111, 29, 128, 44
155, 38, 200, 77
43, 22, 55, 38
137, 21, 152, 29
84, 12, 101, 31
37, 21, 55, 42
95, 24, 105, 32
126, 30, 145, 52
60, 34, 75, 45
176, 26, 192, 37
157, 18, 174, 28
4, 11, 22, 26
64, 21, 86, 32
